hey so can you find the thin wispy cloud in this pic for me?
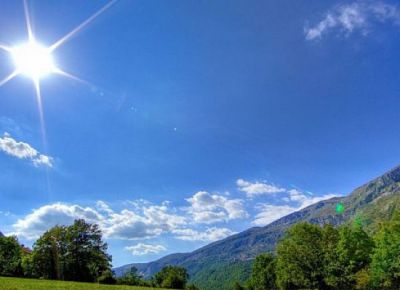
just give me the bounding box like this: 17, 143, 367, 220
0, 132, 53, 167
305, 1, 400, 40
125, 243, 166, 256
236, 179, 286, 198
252, 190, 338, 226
172, 227, 236, 242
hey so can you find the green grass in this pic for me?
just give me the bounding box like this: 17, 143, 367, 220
0, 277, 162, 290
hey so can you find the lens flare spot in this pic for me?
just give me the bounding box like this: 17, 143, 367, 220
336, 202, 345, 214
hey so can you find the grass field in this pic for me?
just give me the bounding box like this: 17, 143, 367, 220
0, 277, 163, 290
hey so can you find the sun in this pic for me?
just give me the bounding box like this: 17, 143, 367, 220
11, 40, 56, 80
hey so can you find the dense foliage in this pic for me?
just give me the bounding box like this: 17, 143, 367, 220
246, 253, 277, 290
0, 235, 24, 277
241, 218, 400, 290
154, 265, 189, 289
28, 219, 112, 282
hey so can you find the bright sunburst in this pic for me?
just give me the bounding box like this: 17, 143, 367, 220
11, 41, 56, 80
0, 0, 116, 140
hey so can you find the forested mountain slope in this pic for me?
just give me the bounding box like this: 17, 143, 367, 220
115, 165, 400, 289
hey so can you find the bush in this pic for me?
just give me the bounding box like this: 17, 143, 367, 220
98, 270, 117, 284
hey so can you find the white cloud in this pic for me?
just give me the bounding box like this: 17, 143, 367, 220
172, 227, 236, 242
252, 190, 338, 226
185, 191, 248, 224
237, 179, 285, 198
125, 243, 166, 256
104, 202, 187, 240
12, 199, 239, 243
0, 132, 53, 167
12, 201, 187, 240
305, 1, 400, 40
288, 189, 338, 210
13, 203, 103, 239
253, 204, 297, 226
13, 200, 238, 242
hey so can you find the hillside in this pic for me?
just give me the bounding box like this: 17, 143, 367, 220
114, 165, 400, 289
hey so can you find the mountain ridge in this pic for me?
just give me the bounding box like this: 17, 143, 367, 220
114, 165, 400, 289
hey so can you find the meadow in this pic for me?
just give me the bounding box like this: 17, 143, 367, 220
0, 277, 163, 290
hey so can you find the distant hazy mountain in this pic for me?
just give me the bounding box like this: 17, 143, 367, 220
0, 231, 4, 237
114, 165, 400, 289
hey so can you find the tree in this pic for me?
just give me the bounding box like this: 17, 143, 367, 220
369, 216, 400, 289
321, 224, 340, 288
31, 220, 111, 282
118, 266, 142, 286
0, 236, 23, 277
246, 253, 277, 290
64, 219, 111, 282
21, 253, 35, 278
98, 269, 117, 284
154, 266, 189, 289
31, 225, 68, 280
275, 222, 326, 289
333, 223, 374, 289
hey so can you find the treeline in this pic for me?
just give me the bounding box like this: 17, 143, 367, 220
236, 215, 400, 290
0, 219, 199, 289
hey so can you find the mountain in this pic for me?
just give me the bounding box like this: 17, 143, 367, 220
114, 165, 400, 289
0, 231, 3, 237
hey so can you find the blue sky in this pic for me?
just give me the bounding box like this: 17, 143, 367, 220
1, 0, 400, 267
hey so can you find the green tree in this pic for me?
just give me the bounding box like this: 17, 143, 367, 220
321, 224, 340, 288
369, 216, 400, 289
21, 253, 35, 278
64, 219, 111, 282
31, 225, 68, 280
118, 266, 142, 285
246, 253, 277, 290
31, 220, 111, 282
333, 223, 374, 289
0, 236, 23, 277
98, 269, 117, 284
154, 265, 189, 289
275, 222, 326, 290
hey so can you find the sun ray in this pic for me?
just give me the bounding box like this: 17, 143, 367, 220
54, 68, 92, 87
23, 0, 34, 41
33, 77, 47, 148
0, 70, 19, 88
0, 44, 11, 52
49, 0, 117, 52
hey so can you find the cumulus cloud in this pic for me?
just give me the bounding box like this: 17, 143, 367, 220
185, 191, 248, 224
125, 243, 166, 256
252, 189, 338, 226
0, 132, 53, 167
172, 227, 236, 242
104, 201, 186, 240
305, 1, 400, 40
12, 201, 187, 240
10, 200, 241, 244
13, 203, 103, 239
236, 179, 285, 198
12, 200, 237, 243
